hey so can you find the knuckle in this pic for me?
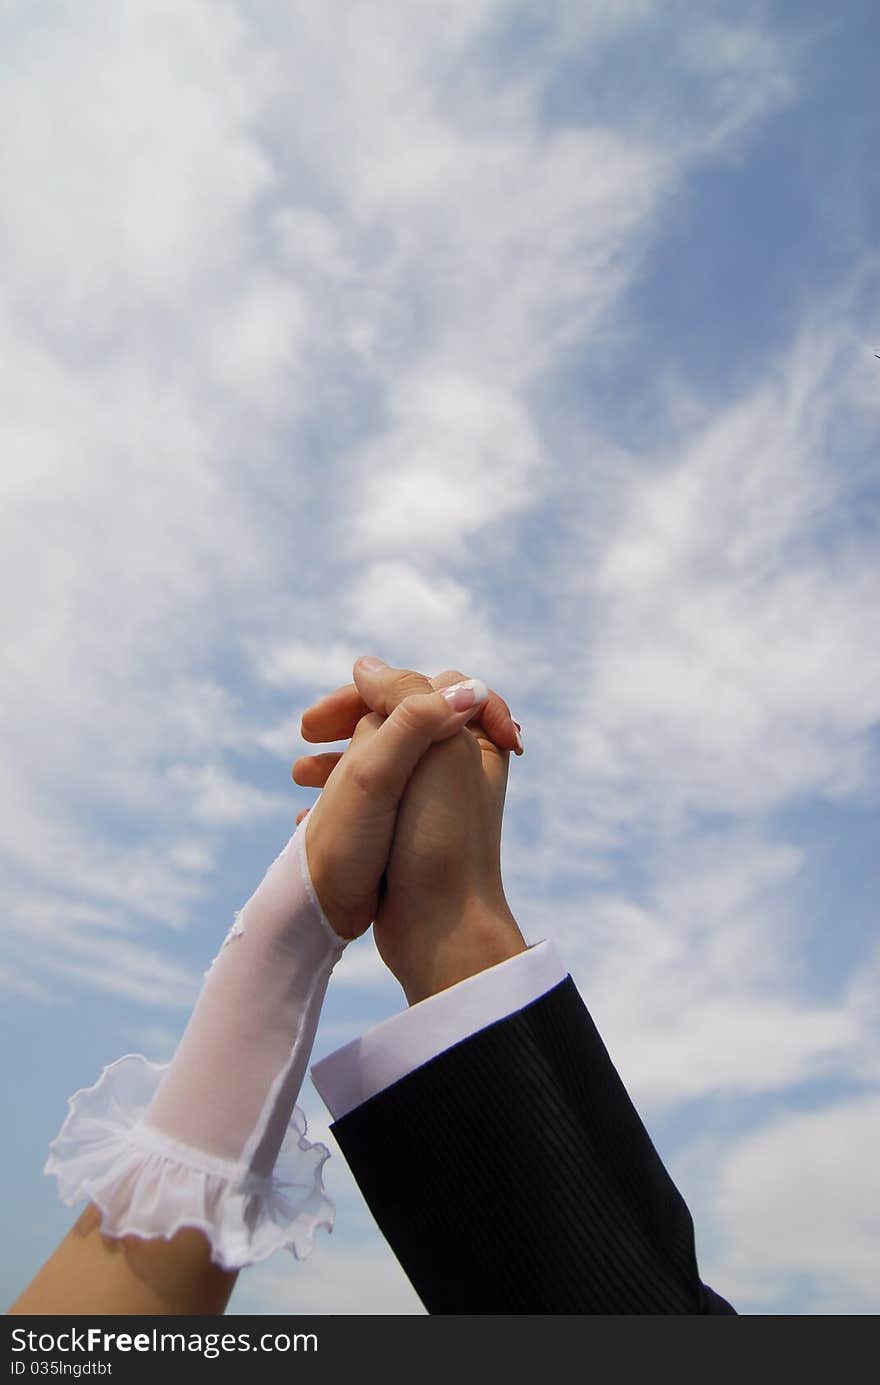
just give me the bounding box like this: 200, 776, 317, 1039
392, 669, 434, 702
346, 752, 376, 798
344, 742, 389, 799
394, 692, 435, 731
347, 751, 397, 813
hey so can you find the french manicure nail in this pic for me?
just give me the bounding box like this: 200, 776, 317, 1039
441, 678, 489, 712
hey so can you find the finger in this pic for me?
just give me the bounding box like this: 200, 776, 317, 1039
300, 683, 364, 743
293, 672, 511, 798
301, 665, 522, 754
350, 659, 519, 769
351, 659, 436, 713
291, 750, 344, 788
344, 673, 491, 813
430, 668, 522, 755
295, 807, 311, 827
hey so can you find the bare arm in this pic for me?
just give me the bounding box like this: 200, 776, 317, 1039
8, 1205, 236, 1316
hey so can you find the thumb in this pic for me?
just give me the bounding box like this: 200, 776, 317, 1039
348, 677, 489, 812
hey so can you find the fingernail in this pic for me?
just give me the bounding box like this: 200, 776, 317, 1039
359, 655, 387, 671
513, 724, 524, 754
441, 678, 489, 712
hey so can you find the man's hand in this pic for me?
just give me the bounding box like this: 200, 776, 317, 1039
295, 658, 526, 1003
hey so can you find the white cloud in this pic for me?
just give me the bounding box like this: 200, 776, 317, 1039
0, 0, 876, 1322
346, 373, 545, 560
0, 0, 280, 333
326, 935, 405, 998
842, 939, 880, 1085
5, 914, 199, 1009
0, 4, 815, 1006
123, 1023, 183, 1063
342, 561, 539, 690
509, 823, 875, 1117
233, 1240, 425, 1317
0, 964, 56, 1006
253, 639, 364, 696
558, 322, 880, 832
678, 12, 808, 161
710, 1093, 880, 1312
164, 762, 291, 826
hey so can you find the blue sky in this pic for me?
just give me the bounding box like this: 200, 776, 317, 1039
1, 0, 878, 1315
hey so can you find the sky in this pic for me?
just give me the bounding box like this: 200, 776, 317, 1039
1, 0, 878, 1317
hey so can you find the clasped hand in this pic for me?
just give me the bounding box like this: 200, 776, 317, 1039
291, 656, 526, 1004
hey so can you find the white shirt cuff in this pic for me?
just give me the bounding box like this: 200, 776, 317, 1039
310, 939, 567, 1120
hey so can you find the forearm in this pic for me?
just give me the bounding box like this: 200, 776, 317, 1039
9, 1205, 236, 1316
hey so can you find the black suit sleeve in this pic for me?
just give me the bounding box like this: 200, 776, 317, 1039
329, 976, 737, 1314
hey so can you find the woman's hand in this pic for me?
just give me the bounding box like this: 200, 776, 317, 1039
295, 659, 526, 1002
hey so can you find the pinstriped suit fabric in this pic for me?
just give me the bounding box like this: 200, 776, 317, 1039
331, 978, 737, 1315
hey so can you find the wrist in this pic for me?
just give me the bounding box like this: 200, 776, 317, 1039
392, 903, 527, 1006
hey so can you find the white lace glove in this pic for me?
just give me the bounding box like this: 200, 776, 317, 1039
44, 814, 346, 1270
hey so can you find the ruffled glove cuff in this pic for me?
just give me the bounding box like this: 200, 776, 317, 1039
44, 815, 347, 1269
45, 1054, 333, 1270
